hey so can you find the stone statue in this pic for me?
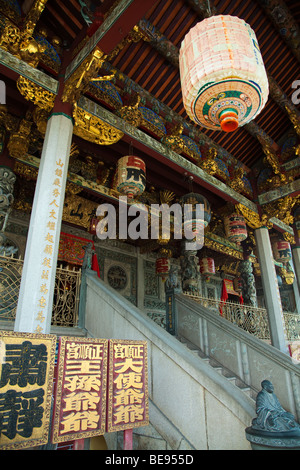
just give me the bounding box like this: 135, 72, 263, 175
165, 265, 180, 291
82, 242, 93, 269
245, 380, 300, 449
252, 380, 300, 434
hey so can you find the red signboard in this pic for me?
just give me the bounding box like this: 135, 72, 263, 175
107, 340, 149, 433
52, 336, 108, 444
0, 331, 56, 450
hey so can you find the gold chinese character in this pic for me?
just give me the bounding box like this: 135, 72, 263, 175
114, 372, 143, 390
53, 178, 61, 187
47, 221, 56, 230
55, 168, 63, 177
50, 200, 59, 208
61, 411, 99, 434
44, 245, 53, 255
41, 270, 49, 279
42, 258, 51, 268
53, 189, 60, 198
64, 375, 101, 392
36, 311, 45, 323
34, 324, 43, 334
113, 404, 144, 424
63, 392, 100, 412
40, 283, 48, 294
49, 210, 57, 219
38, 296, 47, 308
56, 158, 64, 167
114, 388, 144, 406
115, 358, 143, 374
45, 233, 54, 243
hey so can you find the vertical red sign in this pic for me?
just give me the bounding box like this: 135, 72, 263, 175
0, 331, 56, 450
52, 336, 108, 444
107, 339, 149, 432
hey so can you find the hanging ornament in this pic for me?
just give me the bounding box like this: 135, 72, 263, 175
179, 15, 269, 132
199, 257, 215, 276
116, 155, 146, 199
89, 216, 98, 235
224, 213, 247, 244
180, 192, 211, 237
156, 248, 172, 282
272, 240, 292, 265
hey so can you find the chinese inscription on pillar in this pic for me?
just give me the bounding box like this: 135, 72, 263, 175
107, 340, 149, 432
35, 157, 65, 334
51, 337, 108, 444
0, 331, 56, 450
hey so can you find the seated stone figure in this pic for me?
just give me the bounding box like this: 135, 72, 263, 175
252, 380, 300, 434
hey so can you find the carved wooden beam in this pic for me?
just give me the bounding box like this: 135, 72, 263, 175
64, 0, 159, 81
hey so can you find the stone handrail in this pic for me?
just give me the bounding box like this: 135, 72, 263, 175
83, 270, 256, 450
175, 293, 300, 423
183, 293, 300, 342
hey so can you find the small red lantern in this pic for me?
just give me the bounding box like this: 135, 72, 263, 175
156, 258, 170, 281
89, 217, 98, 235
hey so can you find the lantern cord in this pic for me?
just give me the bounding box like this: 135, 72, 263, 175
207, 0, 212, 17
129, 141, 134, 155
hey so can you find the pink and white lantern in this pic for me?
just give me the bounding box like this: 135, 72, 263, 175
224, 213, 247, 244
200, 257, 215, 276
116, 155, 146, 199
179, 15, 269, 132
272, 240, 292, 264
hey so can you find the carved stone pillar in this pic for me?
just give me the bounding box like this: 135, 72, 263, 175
180, 244, 200, 294
0, 165, 16, 232
14, 113, 73, 334
239, 259, 258, 307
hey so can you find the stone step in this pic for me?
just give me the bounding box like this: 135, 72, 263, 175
177, 335, 255, 400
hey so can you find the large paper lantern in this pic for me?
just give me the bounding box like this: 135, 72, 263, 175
224, 213, 247, 244
200, 257, 215, 276
180, 192, 211, 237
116, 155, 146, 198
179, 15, 269, 132
272, 240, 292, 264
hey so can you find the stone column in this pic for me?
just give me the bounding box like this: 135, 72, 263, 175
254, 227, 289, 353
14, 113, 73, 334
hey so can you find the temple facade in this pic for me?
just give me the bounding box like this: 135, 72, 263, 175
0, 0, 299, 450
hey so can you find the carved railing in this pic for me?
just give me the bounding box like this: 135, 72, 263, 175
0, 255, 81, 327
183, 293, 300, 342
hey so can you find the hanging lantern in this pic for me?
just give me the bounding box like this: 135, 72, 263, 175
156, 257, 170, 281
179, 15, 269, 132
199, 257, 215, 276
272, 240, 292, 264
116, 155, 146, 199
224, 213, 247, 244
156, 248, 172, 281
180, 192, 211, 237
89, 216, 98, 235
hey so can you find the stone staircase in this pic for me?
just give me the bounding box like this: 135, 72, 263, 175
177, 335, 257, 401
